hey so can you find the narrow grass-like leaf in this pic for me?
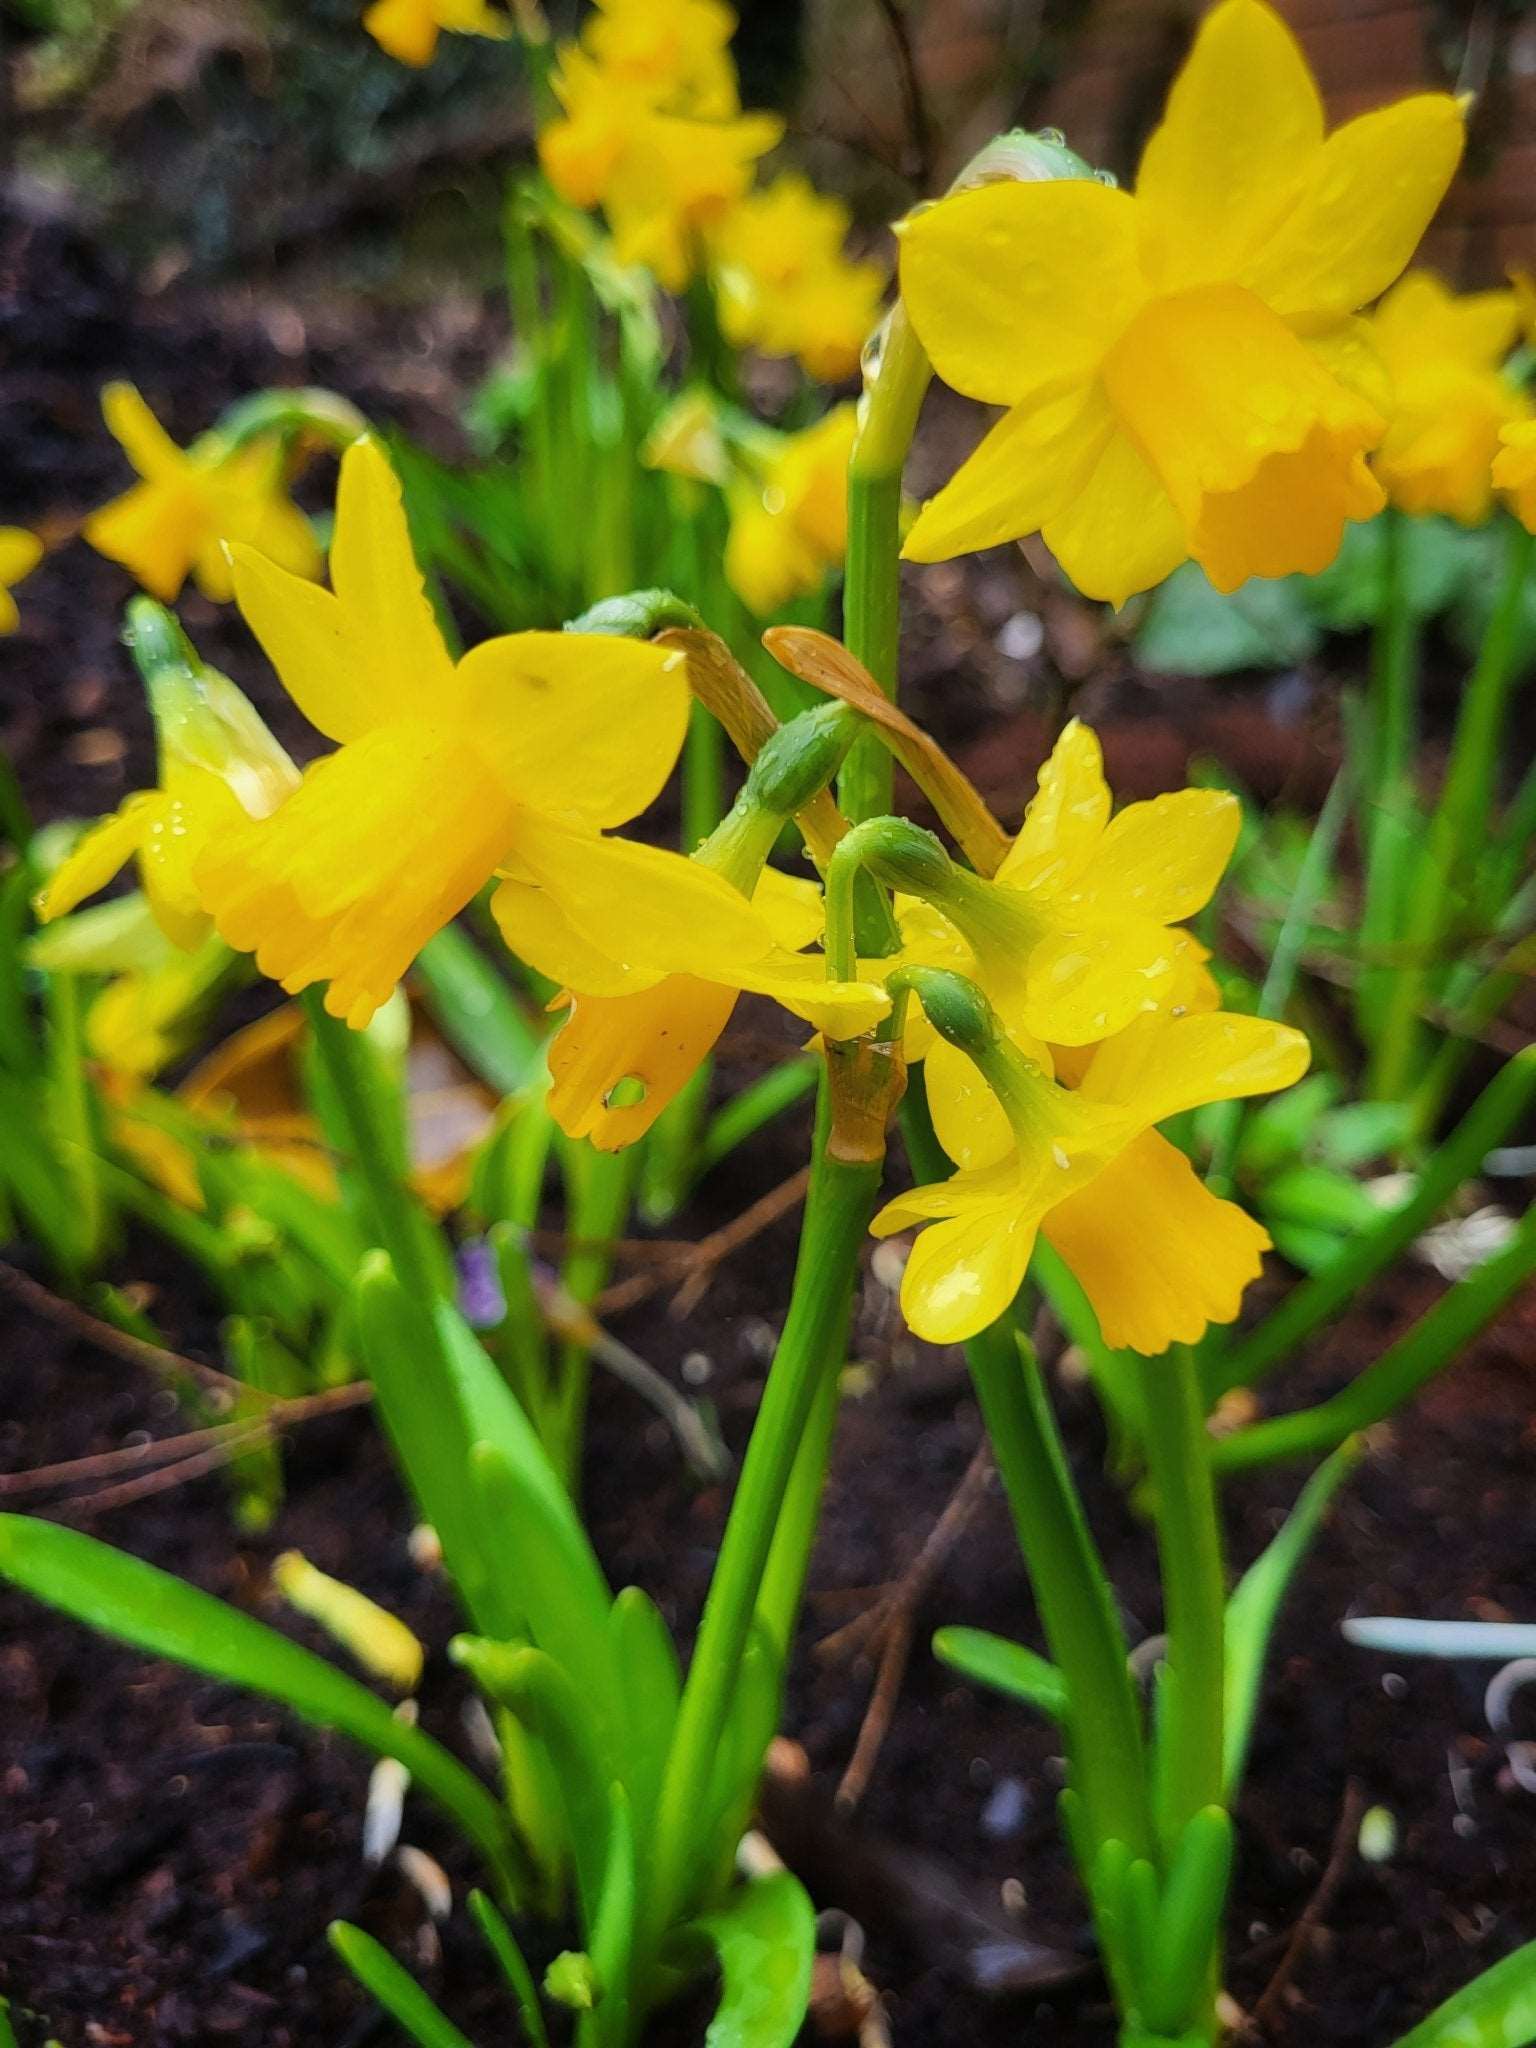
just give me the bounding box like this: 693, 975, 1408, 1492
1224, 1440, 1362, 1789
0, 1515, 517, 1891
329, 1923, 477, 2048
1388, 1937, 1536, 2048
932, 1626, 1068, 1722
416, 925, 544, 1097
468, 1890, 551, 2048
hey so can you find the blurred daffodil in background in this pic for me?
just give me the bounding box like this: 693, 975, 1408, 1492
83, 384, 320, 603
0, 527, 43, 633
1493, 418, 1536, 531
580, 0, 739, 118
899, 0, 1464, 602
1369, 272, 1529, 524
361, 0, 510, 67
711, 173, 888, 381
723, 403, 857, 615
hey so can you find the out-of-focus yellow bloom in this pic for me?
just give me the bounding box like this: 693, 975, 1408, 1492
196, 438, 690, 1028
83, 384, 320, 604
724, 404, 856, 616
1493, 419, 1536, 533
36, 653, 299, 950
712, 174, 887, 380
0, 528, 43, 634
540, 47, 782, 290
531, 866, 887, 1150
273, 1550, 424, 1690
362, 0, 509, 67
884, 720, 1238, 1046
640, 389, 731, 485
876, 1003, 1308, 1350
581, 0, 738, 117
899, 0, 1464, 602
1368, 272, 1527, 523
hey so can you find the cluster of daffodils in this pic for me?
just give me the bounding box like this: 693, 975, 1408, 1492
40, 434, 1305, 1360
535, 0, 886, 378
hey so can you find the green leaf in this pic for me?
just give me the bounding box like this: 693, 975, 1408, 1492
0, 1514, 517, 1892
1389, 1937, 1536, 2048
1140, 1806, 1234, 2031
1306, 516, 1483, 632
329, 1923, 477, 2048
687, 1873, 816, 2048
584, 1789, 638, 2048
1223, 1440, 1363, 1789
932, 1626, 1068, 1722
608, 1587, 681, 1853
1135, 563, 1319, 677
467, 1890, 551, 2048
1260, 1162, 1384, 1235
416, 925, 544, 1097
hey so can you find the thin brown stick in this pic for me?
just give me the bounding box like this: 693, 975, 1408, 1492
0, 1259, 257, 1405
827, 1441, 996, 1810
1247, 1778, 1366, 2034
594, 1166, 811, 1319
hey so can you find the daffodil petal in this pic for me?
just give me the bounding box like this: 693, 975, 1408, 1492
35, 799, 155, 922
731, 952, 890, 1039
751, 867, 825, 951
327, 439, 456, 716
229, 546, 367, 743
1248, 94, 1465, 327
1064, 788, 1239, 926
924, 1032, 1014, 1172
0, 528, 43, 587
1079, 1009, 1311, 1124
1040, 426, 1188, 608
1041, 1128, 1271, 1353
547, 975, 738, 1150
362, 0, 439, 67
898, 179, 1144, 406
1135, 0, 1323, 293
1018, 915, 1182, 1046
996, 719, 1111, 892
902, 383, 1112, 563
489, 873, 661, 997
461, 631, 689, 829
507, 812, 777, 983
101, 382, 188, 484
895, 1195, 1038, 1347
83, 481, 203, 603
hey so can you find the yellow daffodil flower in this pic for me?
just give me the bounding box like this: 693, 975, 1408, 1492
362, 0, 510, 67
0, 527, 43, 634
712, 174, 888, 381
83, 384, 320, 604
580, 0, 739, 118
532, 866, 887, 1150
898, 0, 1464, 602
725, 404, 857, 616
1368, 272, 1528, 523
194, 438, 690, 1028
876, 996, 1308, 1350
870, 719, 1238, 1047
540, 47, 782, 290
1493, 419, 1536, 533
36, 634, 300, 951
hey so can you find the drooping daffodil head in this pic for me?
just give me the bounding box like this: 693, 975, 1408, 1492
1368, 271, 1529, 525
898, 0, 1465, 602
724, 404, 858, 617
540, 47, 782, 291
35, 603, 300, 951
1493, 418, 1536, 534
711, 173, 889, 381
867, 719, 1239, 1049
83, 384, 321, 604
0, 527, 43, 634
193, 436, 692, 1028
874, 973, 1309, 1351
362, 0, 510, 67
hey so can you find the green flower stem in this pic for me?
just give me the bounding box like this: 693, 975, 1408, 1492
1213, 1199, 1536, 1477
900, 1078, 1154, 1864
1139, 1346, 1226, 1852
646, 1080, 882, 1943
839, 305, 933, 827
1356, 509, 1420, 1050
301, 992, 441, 1310
1411, 926, 1536, 1137
1205, 1045, 1536, 1405
1370, 520, 1536, 1106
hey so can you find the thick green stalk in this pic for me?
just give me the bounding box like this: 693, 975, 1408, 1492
1213, 1201, 1536, 1476
838, 306, 932, 826
1356, 510, 1420, 1050
646, 1081, 881, 1940
1140, 1347, 1226, 1850
901, 1082, 1154, 1862
1371, 521, 1536, 1103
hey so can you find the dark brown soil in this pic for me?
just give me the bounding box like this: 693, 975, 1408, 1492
5, 189, 1536, 2048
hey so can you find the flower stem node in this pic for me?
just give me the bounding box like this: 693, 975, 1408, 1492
741, 703, 860, 819
825, 1035, 906, 1166
566, 588, 705, 641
